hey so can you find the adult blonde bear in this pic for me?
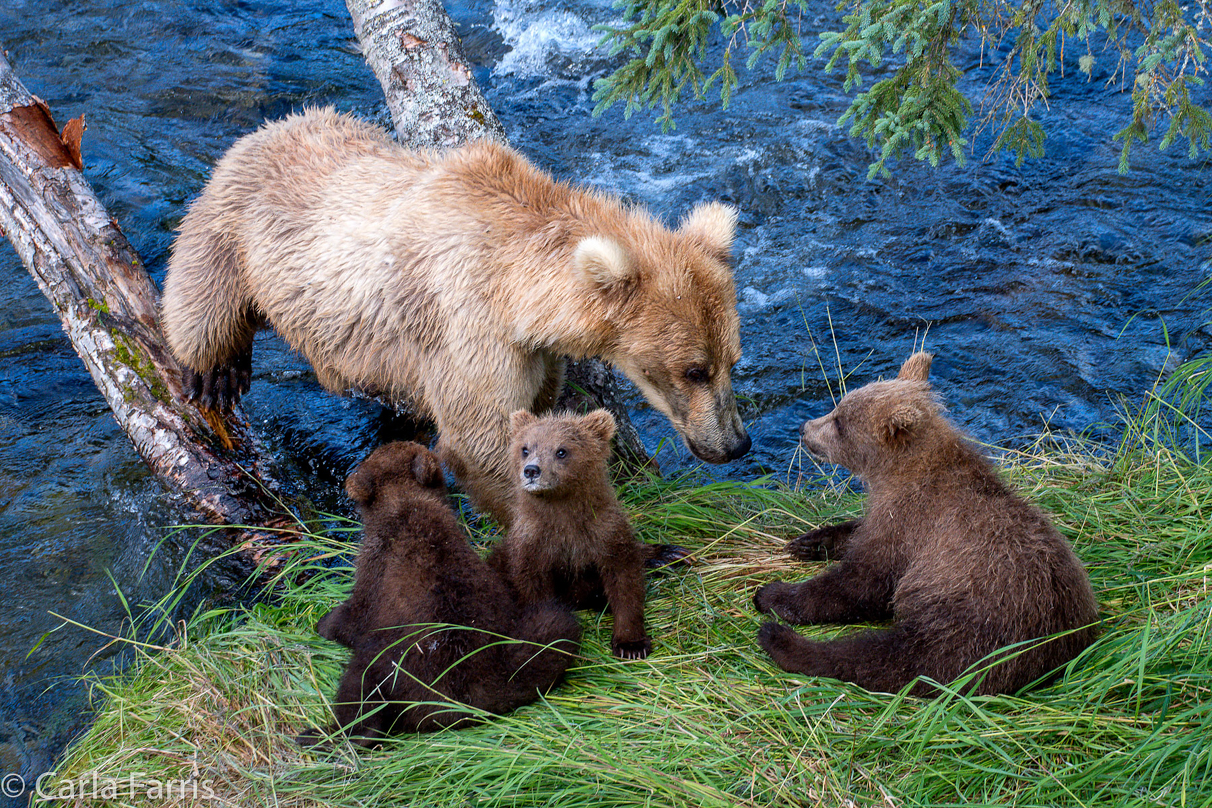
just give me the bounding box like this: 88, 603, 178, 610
161, 108, 750, 523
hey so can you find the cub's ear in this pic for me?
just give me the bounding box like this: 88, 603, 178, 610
679, 201, 737, 264
897, 352, 933, 382
882, 402, 927, 446
411, 448, 445, 490
581, 409, 617, 446
574, 236, 638, 291
345, 466, 375, 506
510, 409, 537, 436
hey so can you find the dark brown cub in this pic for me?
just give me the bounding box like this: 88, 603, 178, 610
306, 441, 580, 746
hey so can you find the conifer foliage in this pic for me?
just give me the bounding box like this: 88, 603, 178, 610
593, 0, 1212, 175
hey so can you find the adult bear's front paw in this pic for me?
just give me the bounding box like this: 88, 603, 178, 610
184, 364, 249, 410
181, 350, 252, 410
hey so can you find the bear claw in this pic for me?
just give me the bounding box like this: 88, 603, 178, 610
644, 543, 692, 569
183, 352, 251, 410
612, 638, 652, 660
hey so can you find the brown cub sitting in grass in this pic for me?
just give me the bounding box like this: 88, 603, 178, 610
308, 441, 580, 745
489, 410, 683, 660
754, 352, 1099, 696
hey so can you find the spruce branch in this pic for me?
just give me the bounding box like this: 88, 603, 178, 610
594, 0, 1212, 173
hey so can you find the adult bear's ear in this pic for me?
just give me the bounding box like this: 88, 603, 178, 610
897, 352, 933, 382
510, 409, 537, 436
679, 201, 737, 264
581, 409, 616, 446
411, 448, 445, 490
574, 236, 639, 293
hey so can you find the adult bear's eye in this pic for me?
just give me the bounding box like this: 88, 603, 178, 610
521, 447, 530, 457
556, 448, 567, 459
684, 366, 709, 384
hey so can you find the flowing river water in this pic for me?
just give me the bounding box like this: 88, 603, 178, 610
0, 0, 1209, 798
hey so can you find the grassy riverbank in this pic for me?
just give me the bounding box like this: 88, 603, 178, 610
38, 366, 1211, 807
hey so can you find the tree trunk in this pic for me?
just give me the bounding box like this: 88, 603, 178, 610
347, 0, 506, 149
0, 51, 298, 566
346, 0, 653, 470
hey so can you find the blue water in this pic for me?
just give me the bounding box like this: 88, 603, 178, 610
0, 0, 1209, 800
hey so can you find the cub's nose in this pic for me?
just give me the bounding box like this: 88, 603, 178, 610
523, 464, 541, 481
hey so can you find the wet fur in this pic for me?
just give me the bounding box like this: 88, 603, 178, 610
308, 441, 580, 746
489, 410, 661, 660
160, 108, 750, 524
754, 352, 1099, 696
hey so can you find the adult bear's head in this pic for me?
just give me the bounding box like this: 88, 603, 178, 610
572, 201, 751, 464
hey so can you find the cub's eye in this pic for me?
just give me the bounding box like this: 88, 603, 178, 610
521, 447, 530, 457
555, 448, 567, 459
684, 366, 709, 384
833, 417, 845, 436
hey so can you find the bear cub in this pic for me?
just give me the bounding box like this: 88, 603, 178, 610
754, 352, 1099, 696
489, 410, 679, 660
308, 441, 580, 745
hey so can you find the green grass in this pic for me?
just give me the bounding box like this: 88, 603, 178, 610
35, 361, 1212, 807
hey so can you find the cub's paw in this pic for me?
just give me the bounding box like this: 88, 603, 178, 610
754, 581, 816, 624
315, 604, 355, 648
785, 528, 832, 561
644, 543, 693, 569
295, 728, 335, 751
612, 637, 652, 660
757, 622, 819, 674
753, 581, 792, 615
785, 519, 860, 561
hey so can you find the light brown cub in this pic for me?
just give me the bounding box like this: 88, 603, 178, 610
488, 410, 677, 660
160, 108, 750, 524
754, 352, 1099, 696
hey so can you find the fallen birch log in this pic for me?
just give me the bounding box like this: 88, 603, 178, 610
0, 50, 299, 565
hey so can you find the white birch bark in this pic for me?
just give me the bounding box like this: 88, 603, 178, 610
0, 50, 297, 563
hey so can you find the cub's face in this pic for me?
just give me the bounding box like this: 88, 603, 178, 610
575, 202, 751, 465
510, 410, 614, 498
799, 385, 892, 475
799, 352, 937, 477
